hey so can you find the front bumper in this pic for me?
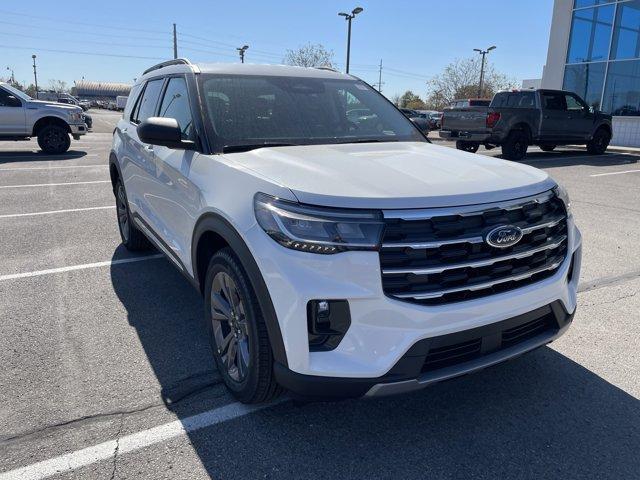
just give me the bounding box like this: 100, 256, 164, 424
245, 213, 581, 394
275, 301, 574, 398
70, 123, 87, 136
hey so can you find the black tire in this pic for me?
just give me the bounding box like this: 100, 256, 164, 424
587, 128, 611, 155
539, 144, 556, 152
114, 180, 151, 251
456, 141, 479, 153
204, 247, 282, 404
37, 125, 71, 154
501, 130, 529, 160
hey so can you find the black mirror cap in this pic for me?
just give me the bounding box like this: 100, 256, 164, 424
6, 95, 22, 107
137, 117, 195, 150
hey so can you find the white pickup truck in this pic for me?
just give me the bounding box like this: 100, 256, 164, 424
0, 82, 87, 153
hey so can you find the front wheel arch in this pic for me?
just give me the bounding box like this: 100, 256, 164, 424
192, 213, 288, 367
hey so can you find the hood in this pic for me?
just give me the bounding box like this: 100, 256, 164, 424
227, 141, 555, 209
26, 100, 82, 113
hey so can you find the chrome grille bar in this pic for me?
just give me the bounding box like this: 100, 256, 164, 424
382, 216, 566, 250
383, 235, 567, 275
392, 258, 565, 301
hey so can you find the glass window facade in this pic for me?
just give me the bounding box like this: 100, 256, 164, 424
564, 0, 640, 116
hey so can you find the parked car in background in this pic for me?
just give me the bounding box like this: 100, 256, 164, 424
440, 89, 612, 159
78, 100, 91, 111
109, 60, 580, 404
399, 108, 430, 133
0, 81, 87, 153
428, 111, 442, 130
116, 96, 128, 111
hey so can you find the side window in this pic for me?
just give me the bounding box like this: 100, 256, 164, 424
518, 92, 536, 108
565, 94, 585, 111
0, 88, 21, 107
541, 93, 567, 111
124, 85, 142, 119
132, 78, 164, 124
158, 77, 194, 141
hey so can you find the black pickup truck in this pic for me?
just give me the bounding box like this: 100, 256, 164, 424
439, 89, 613, 160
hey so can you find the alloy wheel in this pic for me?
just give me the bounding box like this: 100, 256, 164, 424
116, 184, 130, 243
210, 271, 250, 383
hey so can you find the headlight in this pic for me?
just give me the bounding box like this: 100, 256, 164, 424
553, 184, 572, 216
69, 112, 83, 122
254, 193, 385, 254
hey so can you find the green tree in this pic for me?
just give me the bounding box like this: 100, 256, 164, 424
398, 90, 426, 109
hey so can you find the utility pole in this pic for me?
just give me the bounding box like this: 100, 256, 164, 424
338, 7, 363, 74
473, 45, 496, 98
237, 45, 249, 63
173, 23, 178, 59
31, 54, 39, 99
377, 59, 383, 93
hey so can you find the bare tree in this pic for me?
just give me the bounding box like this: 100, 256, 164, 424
284, 43, 335, 68
424, 58, 517, 110
48, 79, 69, 93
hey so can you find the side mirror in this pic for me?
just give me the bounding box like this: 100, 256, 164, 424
137, 117, 195, 150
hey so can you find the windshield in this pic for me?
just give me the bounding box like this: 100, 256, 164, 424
2, 83, 32, 101
198, 74, 426, 151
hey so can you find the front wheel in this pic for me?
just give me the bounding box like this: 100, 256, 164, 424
37, 125, 71, 154
501, 130, 529, 160
204, 248, 282, 404
456, 141, 479, 153
587, 128, 611, 155
115, 180, 150, 251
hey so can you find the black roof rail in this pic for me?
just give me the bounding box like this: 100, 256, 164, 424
143, 58, 192, 75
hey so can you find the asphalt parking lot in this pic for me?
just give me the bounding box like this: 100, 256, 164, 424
1, 114, 639, 479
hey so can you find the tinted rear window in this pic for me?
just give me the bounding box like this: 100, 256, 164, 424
469, 99, 490, 106
491, 92, 536, 108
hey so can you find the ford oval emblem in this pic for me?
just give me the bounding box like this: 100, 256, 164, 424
485, 225, 523, 248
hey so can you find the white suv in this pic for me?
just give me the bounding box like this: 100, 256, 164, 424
109, 59, 581, 403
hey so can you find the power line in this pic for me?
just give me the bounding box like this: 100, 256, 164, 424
0, 31, 169, 50
0, 9, 168, 35
0, 44, 165, 61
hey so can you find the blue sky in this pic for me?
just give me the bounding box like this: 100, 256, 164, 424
0, 0, 554, 98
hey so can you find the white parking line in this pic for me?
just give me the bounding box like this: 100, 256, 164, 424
590, 168, 640, 177
0, 206, 115, 219
0, 165, 107, 171
0, 254, 163, 281
0, 180, 110, 189
0, 401, 276, 480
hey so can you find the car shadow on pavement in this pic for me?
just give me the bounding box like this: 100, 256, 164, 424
0, 150, 88, 165
111, 253, 639, 479
516, 150, 639, 168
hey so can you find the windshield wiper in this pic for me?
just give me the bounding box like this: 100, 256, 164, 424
222, 142, 298, 153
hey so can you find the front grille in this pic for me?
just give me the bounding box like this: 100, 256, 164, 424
379, 190, 568, 305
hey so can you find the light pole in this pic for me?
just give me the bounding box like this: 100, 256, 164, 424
236, 45, 249, 63
338, 7, 363, 74
473, 46, 496, 98
31, 54, 39, 99
6, 67, 15, 84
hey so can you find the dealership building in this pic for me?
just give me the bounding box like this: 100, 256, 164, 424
543, 0, 640, 146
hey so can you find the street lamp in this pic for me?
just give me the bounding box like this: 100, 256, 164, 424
31, 54, 39, 99
473, 45, 496, 98
236, 45, 249, 63
6, 67, 15, 84
338, 6, 364, 74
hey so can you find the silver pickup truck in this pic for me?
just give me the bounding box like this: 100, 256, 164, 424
0, 82, 87, 154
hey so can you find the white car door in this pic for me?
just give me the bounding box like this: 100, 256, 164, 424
148, 76, 201, 269
0, 87, 27, 135
121, 78, 166, 230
